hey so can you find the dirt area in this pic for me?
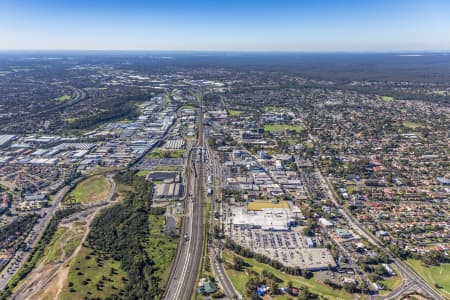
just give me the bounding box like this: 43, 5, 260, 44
13, 175, 117, 300
12, 209, 99, 300
401, 294, 430, 300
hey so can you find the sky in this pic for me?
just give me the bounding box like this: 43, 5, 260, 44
1, 0, 450, 52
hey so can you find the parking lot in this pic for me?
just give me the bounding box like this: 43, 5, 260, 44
226, 226, 336, 270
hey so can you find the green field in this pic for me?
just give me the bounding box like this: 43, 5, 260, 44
432, 90, 448, 96
381, 96, 394, 102
263, 106, 287, 112
406, 259, 450, 297
64, 175, 111, 205
136, 170, 150, 177
155, 166, 182, 172
228, 109, 243, 116
222, 250, 353, 300
57, 94, 71, 101
264, 124, 304, 133
60, 246, 127, 299
64, 117, 79, 124
247, 200, 289, 211
144, 214, 178, 289
380, 273, 402, 295
147, 148, 185, 159
180, 104, 194, 110
402, 121, 422, 129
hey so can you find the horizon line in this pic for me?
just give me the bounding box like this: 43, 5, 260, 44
0, 49, 450, 54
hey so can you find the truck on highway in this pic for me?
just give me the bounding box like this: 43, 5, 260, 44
184, 234, 190, 241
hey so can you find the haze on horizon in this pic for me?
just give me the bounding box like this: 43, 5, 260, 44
1, 0, 450, 52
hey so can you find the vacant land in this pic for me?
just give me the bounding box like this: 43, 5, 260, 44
60, 246, 127, 299
431, 90, 448, 96
381, 96, 394, 102
228, 109, 243, 116
144, 214, 178, 289
57, 94, 71, 101
64, 175, 111, 205
380, 273, 402, 295
406, 259, 450, 297
155, 166, 183, 172
247, 200, 289, 211
13, 220, 88, 300
43, 224, 85, 264
222, 250, 353, 300
146, 148, 184, 159
136, 169, 150, 177
402, 121, 422, 129
264, 124, 304, 133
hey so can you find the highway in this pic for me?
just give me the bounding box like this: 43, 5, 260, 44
164, 97, 206, 300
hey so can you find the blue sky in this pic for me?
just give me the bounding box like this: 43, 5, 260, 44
1, 0, 449, 51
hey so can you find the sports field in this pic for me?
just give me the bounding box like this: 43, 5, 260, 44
228, 109, 243, 116
402, 121, 422, 129
264, 124, 304, 133
381, 96, 394, 102
247, 200, 289, 211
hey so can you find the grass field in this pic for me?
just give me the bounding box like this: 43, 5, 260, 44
224, 265, 248, 296
380, 272, 402, 295
264, 106, 287, 112
57, 94, 71, 101
155, 166, 183, 172
60, 246, 127, 299
144, 214, 178, 289
44, 224, 85, 264
64, 175, 111, 205
381, 96, 394, 102
180, 105, 194, 110
228, 109, 243, 116
402, 121, 422, 129
264, 124, 304, 133
136, 170, 150, 177
222, 250, 353, 300
64, 117, 79, 124
147, 148, 185, 159
432, 90, 448, 96
406, 259, 450, 297
247, 200, 289, 211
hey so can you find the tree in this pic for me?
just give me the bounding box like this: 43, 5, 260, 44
233, 256, 245, 271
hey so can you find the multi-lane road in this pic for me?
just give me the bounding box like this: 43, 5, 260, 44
164, 99, 206, 300
0, 179, 80, 290
204, 133, 242, 299
316, 170, 444, 300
